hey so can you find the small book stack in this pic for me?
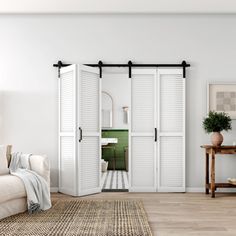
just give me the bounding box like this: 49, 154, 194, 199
227, 178, 236, 185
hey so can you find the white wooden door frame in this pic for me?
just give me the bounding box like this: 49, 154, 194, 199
157, 68, 186, 192
77, 64, 101, 196
129, 69, 157, 192
58, 64, 78, 196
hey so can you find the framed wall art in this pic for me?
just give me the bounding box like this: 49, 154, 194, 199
208, 82, 236, 119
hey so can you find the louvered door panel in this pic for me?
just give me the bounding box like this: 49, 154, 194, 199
60, 137, 75, 194
60, 71, 74, 132
160, 137, 184, 188
160, 74, 183, 133
78, 65, 101, 196
59, 65, 77, 196
130, 69, 156, 192
157, 69, 185, 192
131, 137, 155, 189
131, 74, 155, 133
80, 137, 100, 194
80, 70, 99, 132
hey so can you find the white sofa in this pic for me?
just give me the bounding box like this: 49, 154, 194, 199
0, 145, 50, 220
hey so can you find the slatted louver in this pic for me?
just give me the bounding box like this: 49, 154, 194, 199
131, 137, 155, 188
59, 65, 77, 196
130, 69, 156, 192
160, 137, 184, 188
60, 137, 75, 194
80, 137, 100, 193
160, 74, 183, 133
157, 69, 185, 192
60, 71, 74, 132
78, 65, 101, 196
80, 70, 99, 132
131, 73, 155, 133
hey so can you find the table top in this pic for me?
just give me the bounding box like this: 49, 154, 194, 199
102, 145, 116, 149
101, 138, 118, 145
201, 145, 236, 149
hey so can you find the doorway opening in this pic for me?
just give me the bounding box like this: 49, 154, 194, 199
100, 72, 130, 192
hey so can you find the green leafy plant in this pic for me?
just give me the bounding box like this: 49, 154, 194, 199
203, 111, 232, 133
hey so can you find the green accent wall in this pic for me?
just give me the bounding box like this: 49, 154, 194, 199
102, 129, 128, 170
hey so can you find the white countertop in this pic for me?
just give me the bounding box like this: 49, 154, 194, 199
101, 138, 118, 146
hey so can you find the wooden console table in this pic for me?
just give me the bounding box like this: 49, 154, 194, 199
201, 145, 236, 198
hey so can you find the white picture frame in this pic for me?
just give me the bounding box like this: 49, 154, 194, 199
207, 82, 236, 119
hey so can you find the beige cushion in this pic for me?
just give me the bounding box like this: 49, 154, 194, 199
0, 175, 26, 203
0, 198, 27, 220
0, 145, 9, 175
29, 155, 50, 187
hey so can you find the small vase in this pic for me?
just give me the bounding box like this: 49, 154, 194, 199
211, 132, 223, 146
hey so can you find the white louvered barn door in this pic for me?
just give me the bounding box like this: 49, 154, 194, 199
157, 69, 186, 192
59, 65, 77, 196
130, 69, 157, 192
78, 65, 101, 196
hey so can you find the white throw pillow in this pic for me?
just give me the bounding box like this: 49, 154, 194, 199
0, 145, 9, 175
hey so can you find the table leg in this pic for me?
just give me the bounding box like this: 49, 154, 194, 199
124, 150, 126, 171
205, 152, 209, 194
210, 150, 215, 198
113, 148, 116, 170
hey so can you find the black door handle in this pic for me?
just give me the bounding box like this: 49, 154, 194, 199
154, 128, 157, 142
79, 127, 82, 142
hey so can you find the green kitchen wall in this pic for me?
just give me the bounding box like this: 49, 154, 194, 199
102, 129, 128, 170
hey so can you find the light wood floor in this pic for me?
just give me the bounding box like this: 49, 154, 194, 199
52, 192, 236, 236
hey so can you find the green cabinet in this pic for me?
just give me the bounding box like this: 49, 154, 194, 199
102, 130, 128, 170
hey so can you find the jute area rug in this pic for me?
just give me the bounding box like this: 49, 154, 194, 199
0, 200, 152, 236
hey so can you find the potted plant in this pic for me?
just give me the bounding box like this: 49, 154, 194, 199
203, 111, 232, 146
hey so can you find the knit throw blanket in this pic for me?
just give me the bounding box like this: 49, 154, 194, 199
9, 152, 51, 214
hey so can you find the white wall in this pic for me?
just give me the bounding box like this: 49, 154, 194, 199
2, 0, 236, 14
102, 74, 131, 129
1, 14, 236, 189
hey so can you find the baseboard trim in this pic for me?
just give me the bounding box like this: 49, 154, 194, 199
50, 187, 236, 193
129, 187, 156, 192
102, 189, 129, 192
50, 187, 59, 193
186, 187, 205, 192
186, 187, 236, 193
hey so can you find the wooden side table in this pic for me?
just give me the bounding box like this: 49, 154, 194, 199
201, 145, 236, 198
